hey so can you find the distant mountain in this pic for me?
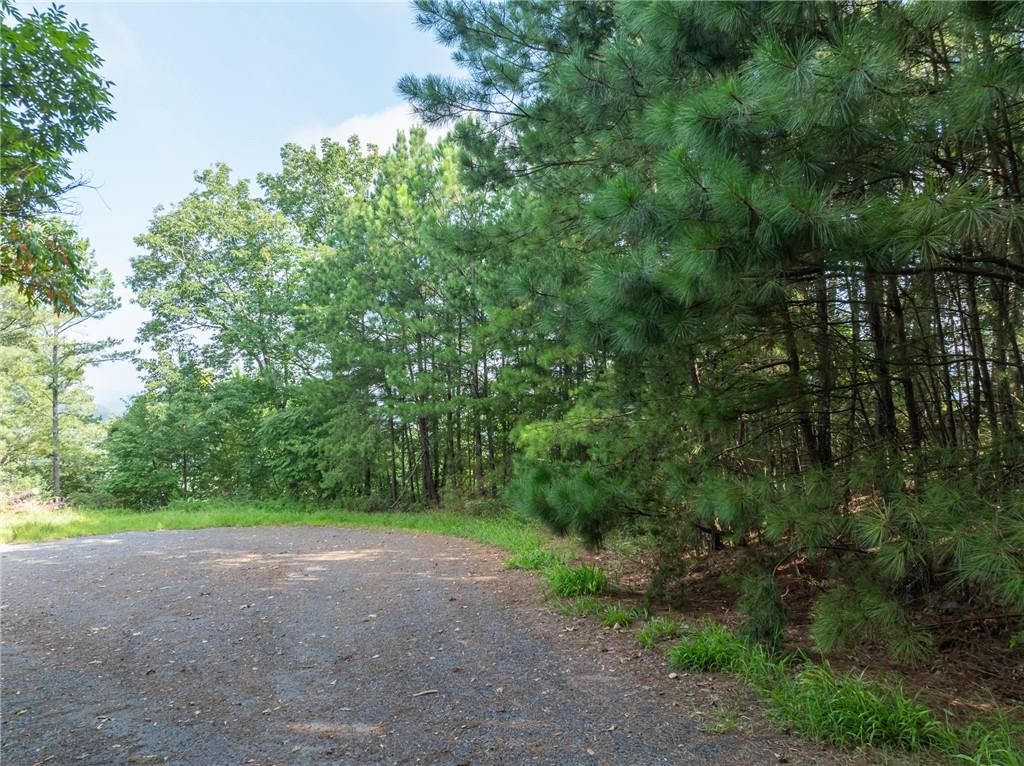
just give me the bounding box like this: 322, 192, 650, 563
94, 403, 122, 422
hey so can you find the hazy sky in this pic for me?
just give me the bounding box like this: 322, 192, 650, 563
54, 1, 459, 412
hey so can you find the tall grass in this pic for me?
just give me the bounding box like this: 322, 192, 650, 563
771, 664, 956, 752
599, 602, 649, 628
544, 562, 610, 597
667, 620, 786, 686
666, 622, 1020, 763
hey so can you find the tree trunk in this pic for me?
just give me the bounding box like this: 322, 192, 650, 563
865, 271, 897, 444
965, 272, 999, 439
473, 360, 484, 495
888, 275, 923, 449
780, 303, 819, 465
419, 416, 437, 505
929, 273, 958, 446
990, 279, 1020, 437
51, 337, 60, 499
389, 412, 398, 502
814, 270, 833, 466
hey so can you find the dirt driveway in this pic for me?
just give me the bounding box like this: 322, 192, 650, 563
1, 527, 865, 765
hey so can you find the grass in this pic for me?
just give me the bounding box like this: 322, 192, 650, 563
544, 562, 610, 597
599, 602, 649, 628
505, 547, 567, 571
956, 715, 1024, 766
666, 622, 1022, 763
771, 664, 956, 752
0, 499, 554, 558
553, 595, 604, 617
667, 620, 785, 686
635, 615, 681, 649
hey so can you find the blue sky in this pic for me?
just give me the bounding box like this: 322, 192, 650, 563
55, 1, 458, 412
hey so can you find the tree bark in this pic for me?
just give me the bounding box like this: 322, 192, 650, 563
419, 416, 437, 504
865, 270, 897, 444
50, 336, 60, 499
780, 303, 819, 465
814, 271, 833, 466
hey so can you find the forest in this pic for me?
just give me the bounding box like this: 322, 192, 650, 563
2, 0, 1023, 748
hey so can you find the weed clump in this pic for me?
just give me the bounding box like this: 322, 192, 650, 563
770, 664, 956, 752
599, 602, 649, 628
554, 596, 603, 617
635, 616, 681, 649
545, 563, 610, 597
667, 621, 784, 686
505, 548, 566, 571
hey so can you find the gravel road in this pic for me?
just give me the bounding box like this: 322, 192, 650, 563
1, 527, 867, 766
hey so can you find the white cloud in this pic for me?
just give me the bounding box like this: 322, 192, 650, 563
287, 103, 448, 151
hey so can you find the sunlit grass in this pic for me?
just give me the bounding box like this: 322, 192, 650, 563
0, 499, 552, 557
505, 547, 568, 571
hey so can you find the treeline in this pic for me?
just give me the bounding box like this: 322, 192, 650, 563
107, 1, 1022, 659
107, 139, 539, 507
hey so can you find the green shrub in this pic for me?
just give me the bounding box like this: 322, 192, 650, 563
505, 462, 620, 548
339, 495, 391, 514
732, 572, 786, 649
545, 563, 610, 597
810, 575, 933, 665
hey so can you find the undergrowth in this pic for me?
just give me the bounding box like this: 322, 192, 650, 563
666, 621, 1021, 763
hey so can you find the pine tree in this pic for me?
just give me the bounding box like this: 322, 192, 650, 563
403, 0, 1024, 658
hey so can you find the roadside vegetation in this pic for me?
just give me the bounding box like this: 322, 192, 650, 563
664, 622, 1023, 764
0, 499, 551, 555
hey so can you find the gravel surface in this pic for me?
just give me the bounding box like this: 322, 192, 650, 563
1, 527, 871, 766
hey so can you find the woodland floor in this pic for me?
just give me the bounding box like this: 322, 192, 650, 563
0, 526, 875, 766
